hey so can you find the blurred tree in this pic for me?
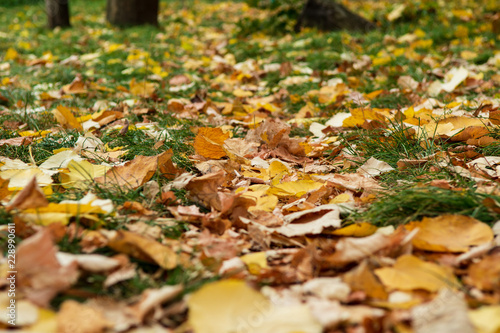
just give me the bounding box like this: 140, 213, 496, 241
106, 0, 159, 26
45, 0, 70, 29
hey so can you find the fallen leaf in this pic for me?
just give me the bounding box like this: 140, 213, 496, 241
52, 105, 83, 131
129, 78, 156, 98
95, 150, 173, 189
357, 157, 395, 177
468, 305, 500, 333
405, 215, 494, 252
6, 176, 48, 211
343, 260, 388, 300
128, 285, 183, 322
57, 300, 110, 333
375, 254, 459, 292
411, 289, 475, 333
17, 229, 79, 306
187, 279, 321, 333
107, 230, 177, 269
464, 252, 500, 291
193, 127, 230, 159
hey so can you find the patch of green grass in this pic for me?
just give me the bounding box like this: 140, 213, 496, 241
353, 187, 500, 226
340, 120, 440, 168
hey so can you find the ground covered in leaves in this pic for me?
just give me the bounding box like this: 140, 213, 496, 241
1, 0, 500, 332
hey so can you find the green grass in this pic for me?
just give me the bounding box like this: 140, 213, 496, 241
353, 187, 500, 226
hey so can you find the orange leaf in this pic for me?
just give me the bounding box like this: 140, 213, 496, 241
193, 127, 230, 159
95, 150, 174, 189
405, 214, 493, 252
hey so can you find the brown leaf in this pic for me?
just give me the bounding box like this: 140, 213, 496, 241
95, 150, 173, 189
343, 260, 388, 300
169, 74, 191, 86
17, 229, 79, 306
0, 136, 33, 147
107, 230, 177, 269
464, 251, 500, 291
6, 176, 48, 211
185, 171, 230, 212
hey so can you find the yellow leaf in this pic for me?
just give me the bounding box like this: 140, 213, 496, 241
233, 88, 253, 97
375, 254, 459, 292
469, 306, 500, 333
342, 108, 387, 128
5, 48, 18, 61
187, 280, 321, 333
329, 193, 351, 204
269, 180, 324, 198
372, 56, 392, 66
26, 308, 57, 332
405, 215, 494, 252
59, 160, 111, 189
268, 160, 290, 179
0, 168, 53, 190
52, 106, 83, 131
331, 222, 377, 237
19, 193, 113, 226
193, 127, 230, 159
129, 78, 156, 98
241, 252, 268, 274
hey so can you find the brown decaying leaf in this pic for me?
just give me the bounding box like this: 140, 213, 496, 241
17, 229, 79, 306
95, 150, 174, 189
6, 176, 48, 211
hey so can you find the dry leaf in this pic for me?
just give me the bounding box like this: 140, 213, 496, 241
193, 127, 230, 159
6, 176, 48, 211
52, 105, 83, 131
375, 254, 459, 292
17, 229, 79, 306
357, 157, 394, 177
57, 300, 110, 333
411, 289, 475, 333
405, 215, 494, 252
107, 230, 177, 269
187, 279, 321, 333
95, 150, 173, 189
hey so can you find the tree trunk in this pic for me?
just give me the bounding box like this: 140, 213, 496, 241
106, 0, 159, 26
45, 0, 70, 29
295, 0, 376, 32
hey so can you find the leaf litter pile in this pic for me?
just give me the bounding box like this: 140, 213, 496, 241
1, 0, 500, 332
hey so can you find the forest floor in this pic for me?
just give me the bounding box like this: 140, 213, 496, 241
1, 0, 500, 332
